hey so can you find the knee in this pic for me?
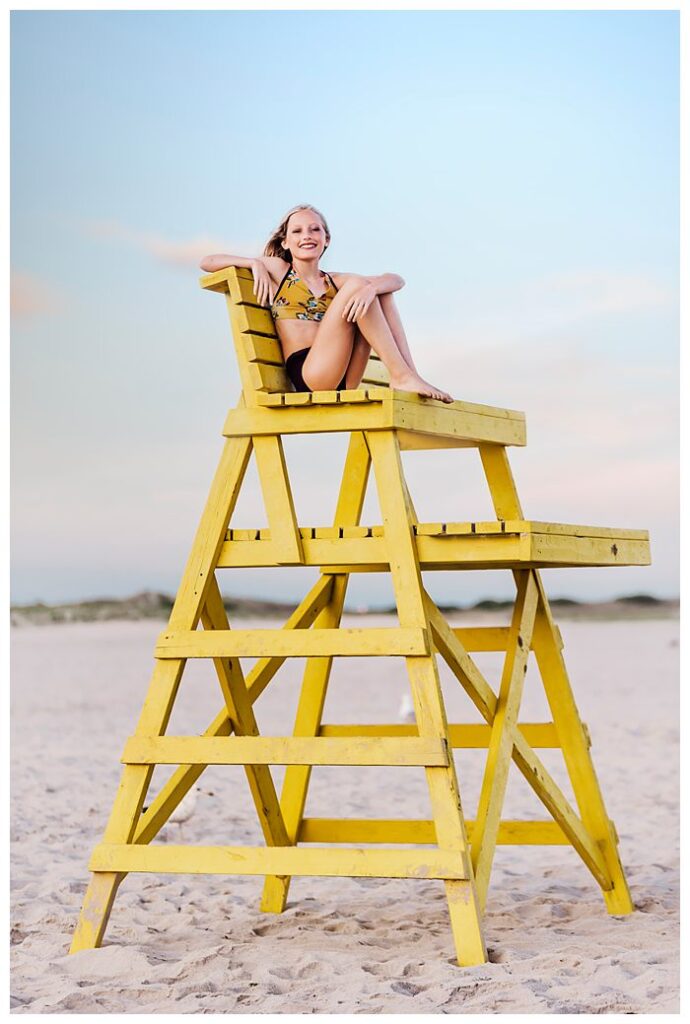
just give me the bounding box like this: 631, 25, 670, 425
339, 274, 370, 293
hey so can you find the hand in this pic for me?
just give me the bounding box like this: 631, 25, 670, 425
342, 282, 377, 323
250, 260, 274, 307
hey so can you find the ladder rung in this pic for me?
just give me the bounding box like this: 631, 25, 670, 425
155, 627, 429, 659
319, 722, 563, 747
298, 818, 569, 845
89, 844, 469, 880
122, 736, 449, 767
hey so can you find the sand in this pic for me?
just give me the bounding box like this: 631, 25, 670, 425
10, 613, 679, 1013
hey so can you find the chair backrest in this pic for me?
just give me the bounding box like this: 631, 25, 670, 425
201, 266, 389, 406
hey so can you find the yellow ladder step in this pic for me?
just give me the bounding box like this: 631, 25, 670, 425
298, 818, 570, 845
122, 736, 449, 767
90, 844, 470, 880
154, 627, 429, 659
318, 722, 567, 747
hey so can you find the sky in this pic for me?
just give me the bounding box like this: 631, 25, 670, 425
10, 9, 679, 608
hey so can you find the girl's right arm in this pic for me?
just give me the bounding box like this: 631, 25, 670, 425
199, 253, 255, 273
200, 254, 283, 307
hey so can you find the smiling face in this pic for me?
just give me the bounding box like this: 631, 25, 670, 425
282, 208, 330, 262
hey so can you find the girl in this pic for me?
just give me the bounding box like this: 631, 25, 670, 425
200, 204, 453, 403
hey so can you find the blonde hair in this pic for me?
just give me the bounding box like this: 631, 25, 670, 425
264, 204, 331, 261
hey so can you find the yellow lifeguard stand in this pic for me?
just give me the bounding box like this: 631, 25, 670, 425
71, 267, 651, 966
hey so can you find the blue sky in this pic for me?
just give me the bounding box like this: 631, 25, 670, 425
11, 10, 679, 607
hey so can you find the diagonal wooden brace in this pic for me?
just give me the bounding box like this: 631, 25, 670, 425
423, 590, 612, 891
470, 569, 539, 909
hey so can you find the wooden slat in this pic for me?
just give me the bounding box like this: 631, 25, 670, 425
122, 736, 449, 767
234, 302, 277, 337
248, 361, 290, 393
361, 359, 390, 386
257, 392, 286, 407
242, 334, 284, 365
319, 722, 562, 747
232, 273, 273, 308
154, 627, 429, 659
310, 389, 341, 404
298, 818, 569, 845
90, 844, 470, 880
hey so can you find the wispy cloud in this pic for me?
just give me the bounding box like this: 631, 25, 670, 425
418, 270, 676, 351
82, 220, 262, 268
533, 270, 674, 318
10, 272, 65, 319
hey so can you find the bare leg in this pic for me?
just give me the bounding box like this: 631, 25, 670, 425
378, 292, 415, 372
302, 277, 453, 401
379, 292, 452, 402
344, 329, 372, 390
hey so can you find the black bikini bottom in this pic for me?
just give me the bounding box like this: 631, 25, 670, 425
285, 347, 347, 393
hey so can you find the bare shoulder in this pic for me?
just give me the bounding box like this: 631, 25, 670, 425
257, 255, 290, 285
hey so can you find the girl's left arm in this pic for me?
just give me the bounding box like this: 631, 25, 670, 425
368, 273, 405, 295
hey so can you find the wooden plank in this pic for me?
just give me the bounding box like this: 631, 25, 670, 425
155, 627, 429, 658
310, 389, 341, 404
471, 571, 539, 909
529, 533, 651, 567
531, 581, 635, 914
235, 302, 277, 337
367, 385, 524, 418
242, 334, 284, 365
361, 360, 390, 386
122, 736, 449, 767
256, 392, 285, 407
299, 818, 569, 845
224, 404, 390, 437
253, 434, 304, 563
222, 400, 525, 446
336, 389, 371, 403
367, 429, 487, 967
340, 525, 371, 539
90, 844, 470, 880
519, 521, 649, 540
319, 722, 562, 747
261, 431, 371, 913
392, 401, 527, 447
282, 392, 313, 406
248, 361, 290, 393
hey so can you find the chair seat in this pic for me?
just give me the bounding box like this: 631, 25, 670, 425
225, 389, 527, 449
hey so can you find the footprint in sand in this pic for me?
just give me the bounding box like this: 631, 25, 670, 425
391, 980, 423, 997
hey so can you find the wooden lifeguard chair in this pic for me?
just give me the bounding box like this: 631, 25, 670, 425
71, 267, 651, 966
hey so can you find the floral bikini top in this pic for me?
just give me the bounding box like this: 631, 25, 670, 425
270, 265, 338, 322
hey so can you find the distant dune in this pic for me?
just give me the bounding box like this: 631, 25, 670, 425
9, 590, 679, 626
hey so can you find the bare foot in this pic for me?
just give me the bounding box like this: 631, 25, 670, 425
390, 370, 454, 403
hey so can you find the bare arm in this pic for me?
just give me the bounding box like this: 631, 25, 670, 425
368, 273, 405, 295
199, 254, 288, 307
199, 253, 257, 273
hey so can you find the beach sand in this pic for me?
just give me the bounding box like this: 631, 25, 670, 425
10, 613, 679, 1013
